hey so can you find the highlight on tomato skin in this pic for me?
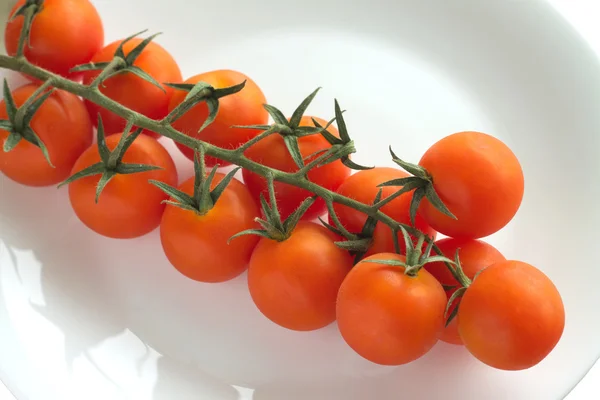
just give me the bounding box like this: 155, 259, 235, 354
0, 83, 94, 187
424, 237, 506, 345
457, 260, 565, 371
5, 0, 104, 81
417, 131, 525, 239
159, 173, 261, 284
168, 69, 269, 167
67, 133, 178, 239
336, 252, 446, 366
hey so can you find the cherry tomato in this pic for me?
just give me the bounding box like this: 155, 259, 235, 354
5, 0, 104, 80
168, 69, 268, 167
243, 116, 351, 221
417, 131, 524, 239
336, 253, 446, 365
458, 260, 565, 370
424, 238, 505, 345
330, 167, 436, 256
68, 134, 178, 239
247, 221, 353, 331
160, 174, 260, 283
82, 38, 182, 138
0, 83, 93, 186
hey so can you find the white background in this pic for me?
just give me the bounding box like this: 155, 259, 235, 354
0, 0, 599, 399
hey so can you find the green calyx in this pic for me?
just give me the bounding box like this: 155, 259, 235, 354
320, 189, 384, 264
58, 117, 162, 202
149, 146, 240, 215
235, 89, 371, 174
163, 79, 247, 129
71, 30, 165, 91
363, 227, 454, 277
12, 0, 44, 58
0, 78, 54, 166
377, 146, 457, 227
229, 172, 317, 243
441, 248, 473, 327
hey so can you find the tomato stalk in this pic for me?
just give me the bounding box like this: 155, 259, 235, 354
149, 145, 241, 215
0, 28, 459, 275
12, 0, 44, 59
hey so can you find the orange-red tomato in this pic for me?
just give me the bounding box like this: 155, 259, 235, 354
247, 221, 353, 331
168, 69, 268, 167
5, 0, 104, 80
68, 134, 177, 239
336, 253, 446, 365
160, 174, 260, 283
424, 238, 505, 345
243, 116, 351, 221
418, 131, 524, 239
330, 167, 436, 256
82, 38, 182, 138
458, 260, 565, 370
0, 83, 93, 186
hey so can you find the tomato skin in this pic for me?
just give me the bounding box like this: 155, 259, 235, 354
418, 131, 524, 239
458, 260, 565, 370
336, 253, 446, 365
0, 83, 93, 186
5, 0, 104, 80
243, 116, 351, 221
68, 134, 178, 239
168, 70, 268, 167
424, 238, 505, 345
247, 221, 353, 331
82, 38, 182, 138
160, 174, 260, 283
330, 167, 436, 256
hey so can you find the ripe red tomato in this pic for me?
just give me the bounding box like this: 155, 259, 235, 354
336, 253, 446, 365
424, 238, 505, 345
160, 174, 260, 283
0, 83, 93, 186
5, 0, 104, 80
458, 260, 565, 370
243, 116, 351, 221
168, 69, 268, 167
417, 131, 524, 239
331, 167, 436, 256
68, 134, 178, 239
82, 38, 182, 138
247, 221, 353, 331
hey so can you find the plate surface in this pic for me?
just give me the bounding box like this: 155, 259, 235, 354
1, 0, 600, 399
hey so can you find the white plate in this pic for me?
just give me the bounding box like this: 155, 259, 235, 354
1, 0, 600, 399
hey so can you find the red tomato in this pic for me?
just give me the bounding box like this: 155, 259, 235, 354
336, 253, 446, 365
247, 221, 353, 331
458, 260, 565, 370
330, 167, 436, 256
68, 134, 178, 239
168, 69, 268, 167
82, 38, 182, 138
417, 131, 524, 239
160, 174, 260, 283
5, 0, 104, 80
424, 238, 505, 345
0, 83, 93, 186
243, 116, 351, 221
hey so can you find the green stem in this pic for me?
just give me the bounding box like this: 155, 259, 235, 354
90, 57, 126, 88
15, 4, 37, 58
13, 78, 53, 130
234, 125, 281, 154
162, 87, 213, 124
0, 53, 438, 248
